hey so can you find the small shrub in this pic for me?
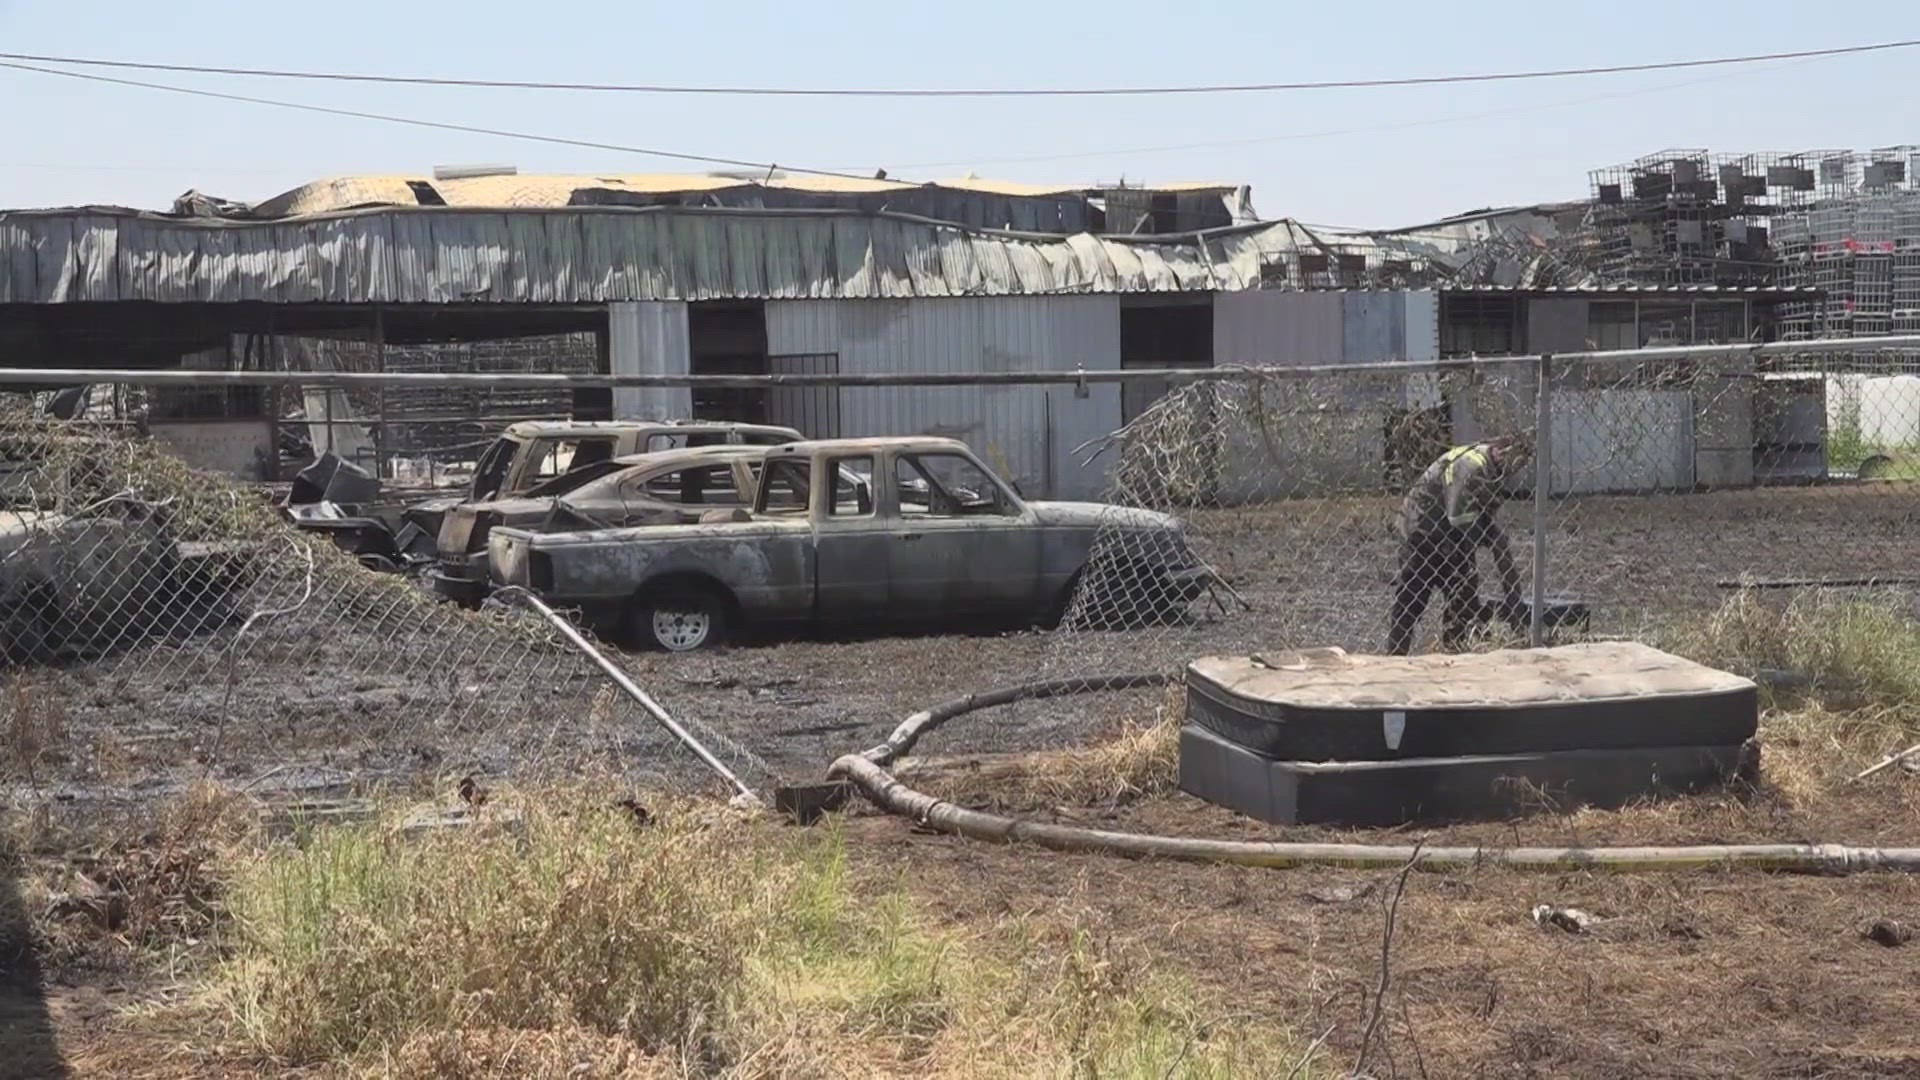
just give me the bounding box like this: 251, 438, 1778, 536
220, 797, 793, 1063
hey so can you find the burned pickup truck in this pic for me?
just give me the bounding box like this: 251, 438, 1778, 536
487, 437, 1213, 650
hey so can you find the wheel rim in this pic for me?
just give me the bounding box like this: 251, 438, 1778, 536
652, 604, 711, 650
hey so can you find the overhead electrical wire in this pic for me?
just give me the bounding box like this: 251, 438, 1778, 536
0, 60, 854, 180
3, 39, 1904, 97
873, 59, 1807, 170
0, 46, 1872, 234
0, 39, 1912, 96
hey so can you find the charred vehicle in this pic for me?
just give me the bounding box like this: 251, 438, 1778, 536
434, 419, 802, 522
0, 497, 251, 661
430, 444, 769, 605
488, 437, 1214, 651
286, 419, 801, 575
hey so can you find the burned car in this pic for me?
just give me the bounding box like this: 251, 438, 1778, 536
436, 419, 802, 522
0, 497, 251, 661
431, 444, 770, 605
487, 436, 1214, 650
285, 419, 802, 573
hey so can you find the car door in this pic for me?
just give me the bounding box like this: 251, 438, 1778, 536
808, 455, 890, 624
886, 450, 1041, 618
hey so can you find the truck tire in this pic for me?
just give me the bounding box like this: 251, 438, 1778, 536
629, 586, 730, 652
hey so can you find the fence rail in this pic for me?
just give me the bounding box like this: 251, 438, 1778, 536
7, 333, 1920, 390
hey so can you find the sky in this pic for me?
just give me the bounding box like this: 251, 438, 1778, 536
1, 0, 1917, 229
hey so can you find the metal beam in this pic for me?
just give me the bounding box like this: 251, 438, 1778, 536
0, 335, 1915, 390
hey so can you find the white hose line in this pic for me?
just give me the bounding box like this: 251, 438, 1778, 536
833, 675, 1920, 875
831, 754, 1920, 874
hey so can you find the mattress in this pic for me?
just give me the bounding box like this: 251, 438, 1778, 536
1186, 642, 1757, 762
1178, 724, 1757, 827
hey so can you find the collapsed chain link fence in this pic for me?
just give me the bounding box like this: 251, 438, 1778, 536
0, 407, 777, 810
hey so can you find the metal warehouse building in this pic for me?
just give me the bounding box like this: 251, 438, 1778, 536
0, 173, 1813, 498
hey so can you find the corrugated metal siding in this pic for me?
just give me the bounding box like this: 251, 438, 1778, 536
1342, 292, 1407, 365
1551, 389, 1695, 494
0, 207, 1319, 305
764, 296, 1122, 499
1212, 291, 1345, 366
608, 301, 692, 421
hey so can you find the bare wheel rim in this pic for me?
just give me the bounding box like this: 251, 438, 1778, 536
652, 603, 711, 650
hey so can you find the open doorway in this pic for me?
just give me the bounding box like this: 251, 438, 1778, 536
689, 302, 769, 422
1120, 296, 1214, 423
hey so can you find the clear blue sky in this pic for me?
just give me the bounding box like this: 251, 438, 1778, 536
2, 0, 1915, 228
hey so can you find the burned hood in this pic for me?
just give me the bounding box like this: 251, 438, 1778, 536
1027, 501, 1182, 532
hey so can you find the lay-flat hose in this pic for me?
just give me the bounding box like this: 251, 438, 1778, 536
829, 675, 1920, 876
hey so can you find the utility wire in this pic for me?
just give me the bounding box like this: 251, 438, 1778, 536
0, 39, 1913, 97
0, 61, 858, 180
878, 57, 1816, 170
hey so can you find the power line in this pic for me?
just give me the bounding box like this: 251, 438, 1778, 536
1, 39, 1914, 97
0, 61, 859, 180
877, 58, 1813, 170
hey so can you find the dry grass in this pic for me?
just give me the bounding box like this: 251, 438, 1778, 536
2, 675, 68, 788
194, 786, 1317, 1079
14, 779, 257, 975
898, 685, 1183, 812
1664, 588, 1920, 713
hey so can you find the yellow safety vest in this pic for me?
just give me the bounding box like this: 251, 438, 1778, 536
1440, 444, 1491, 529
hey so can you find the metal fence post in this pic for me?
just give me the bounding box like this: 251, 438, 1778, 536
1530, 353, 1553, 648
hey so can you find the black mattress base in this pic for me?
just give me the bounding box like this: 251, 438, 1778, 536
1177, 724, 1756, 827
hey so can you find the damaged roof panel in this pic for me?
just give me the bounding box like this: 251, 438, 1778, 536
0, 204, 1493, 305
244, 172, 1246, 219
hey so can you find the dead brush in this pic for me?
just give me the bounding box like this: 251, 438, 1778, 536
905, 683, 1183, 810
2, 675, 69, 788
32, 780, 257, 971
1665, 588, 1920, 712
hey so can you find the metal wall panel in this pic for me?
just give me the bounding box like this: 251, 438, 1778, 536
1551, 389, 1695, 494
608, 301, 692, 420
766, 352, 841, 438
0, 207, 1329, 305
1342, 291, 1407, 364
1212, 290, 1344, 366
764, 296, 1122, 499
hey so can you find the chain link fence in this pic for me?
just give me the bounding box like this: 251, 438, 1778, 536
0, 408, 777, 810
1043, 348, 1920, 702
3, 345, 1918, 806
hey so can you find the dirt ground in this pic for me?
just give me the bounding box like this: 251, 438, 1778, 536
7, 482, 1920, 1076
846, 816, 1920, 1078
835, 757, 1920, 1080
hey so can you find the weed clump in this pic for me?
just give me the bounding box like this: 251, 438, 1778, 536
216, 791, 1310, 1077
1665, 588, 1920, 712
